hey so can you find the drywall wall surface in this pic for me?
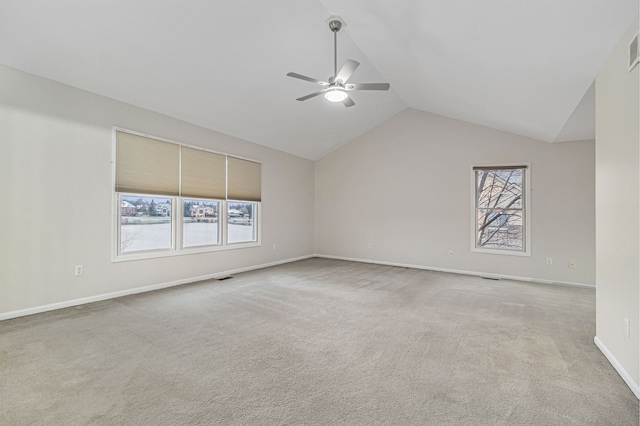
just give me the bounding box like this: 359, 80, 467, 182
315, 108, 595, 286
595, 18, 640, 389
0, 65, 314, 316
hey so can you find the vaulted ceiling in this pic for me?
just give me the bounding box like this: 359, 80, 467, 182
0, 1, 637, 160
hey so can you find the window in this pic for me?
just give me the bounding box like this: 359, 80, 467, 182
113, 129, 261, 260
183, 199, 220, 248
473, 165, 529, 255
120, 196, 173, 253
228, 201, 258, 244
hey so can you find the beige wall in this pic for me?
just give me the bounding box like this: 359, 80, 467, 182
0, 65, 315, 318
595, 18, 640, 395
315, 108, 595, 286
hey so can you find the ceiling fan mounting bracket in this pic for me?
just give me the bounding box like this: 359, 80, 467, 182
328, 20, 342, 33
326, 16, 346, 33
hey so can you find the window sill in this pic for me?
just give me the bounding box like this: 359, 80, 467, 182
113, 241, 261, 263
471, 247, 531, 257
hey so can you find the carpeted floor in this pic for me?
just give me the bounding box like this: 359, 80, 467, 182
0, 258, 638, 425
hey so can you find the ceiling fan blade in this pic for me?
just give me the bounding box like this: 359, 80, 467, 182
342, 96, 355, 107
287, 72, 329, 86
335, 59, 360, 84
345, 82, 390, 91
296, 90, 326, 101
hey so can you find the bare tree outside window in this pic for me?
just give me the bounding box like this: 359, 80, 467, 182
474, 167, 526, 251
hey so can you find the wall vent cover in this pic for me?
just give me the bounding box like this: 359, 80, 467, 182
630, 33, 639, 71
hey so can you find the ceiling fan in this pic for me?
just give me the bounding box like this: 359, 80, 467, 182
287, 17, 390, 107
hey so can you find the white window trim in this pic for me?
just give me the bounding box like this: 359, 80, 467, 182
111, 128, 261, 263
470, 163, 531, 257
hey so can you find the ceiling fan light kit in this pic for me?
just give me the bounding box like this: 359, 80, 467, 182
324, 87, 348, 102
287, 16, 390, 107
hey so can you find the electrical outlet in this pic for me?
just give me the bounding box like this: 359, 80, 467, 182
367, 242, 373, 249
448, 250, 454, 256
568, 260, 576, 269
273, 243, 276, 250
545, 258, 552, 265
74, 265, 83, 276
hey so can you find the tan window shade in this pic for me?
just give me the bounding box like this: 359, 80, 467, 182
116, 132, 180, 196
181, 147, 227, 199
227, 157, 261, 201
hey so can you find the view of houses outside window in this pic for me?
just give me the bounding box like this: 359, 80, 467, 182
183, 200, 220, 247
120, 196, 258, 254
475, 167, 525, 252
228, 202, 257, 243
120, 196, 173, 253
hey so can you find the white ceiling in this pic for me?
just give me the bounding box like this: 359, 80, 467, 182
0, 1, 637, 160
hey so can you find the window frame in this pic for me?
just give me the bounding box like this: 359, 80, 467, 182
470, 163, 531, 257
111, 128, 261, 263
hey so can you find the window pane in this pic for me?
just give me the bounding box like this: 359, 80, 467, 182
183, 199, 220, 247
228, 202, 257, 243
476, 208, 523, 251
476, 169, 523, 209
120, 196, 172, 253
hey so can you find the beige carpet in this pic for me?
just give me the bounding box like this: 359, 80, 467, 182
0, 258, 637, 425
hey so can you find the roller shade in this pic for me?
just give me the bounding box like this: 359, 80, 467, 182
181, 147, 226, 199
115, 132, 180, 196
227, 157, 261, 201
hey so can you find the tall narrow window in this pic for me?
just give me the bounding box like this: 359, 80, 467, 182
180, 147, 225, 248
115, 132, 178, 254
473, 165, 529, 254
227, 157, 261, 244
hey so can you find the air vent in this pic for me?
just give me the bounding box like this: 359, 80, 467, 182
216, 276, 233, 281
630, 33, 639, 71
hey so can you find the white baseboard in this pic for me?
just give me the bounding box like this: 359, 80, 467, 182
0, 254, 314, 322
314, 254, 595, 289
0, 253, 594, 322
594, 336, 640, 399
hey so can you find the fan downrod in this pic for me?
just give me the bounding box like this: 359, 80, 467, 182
328, 19, 344, 78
